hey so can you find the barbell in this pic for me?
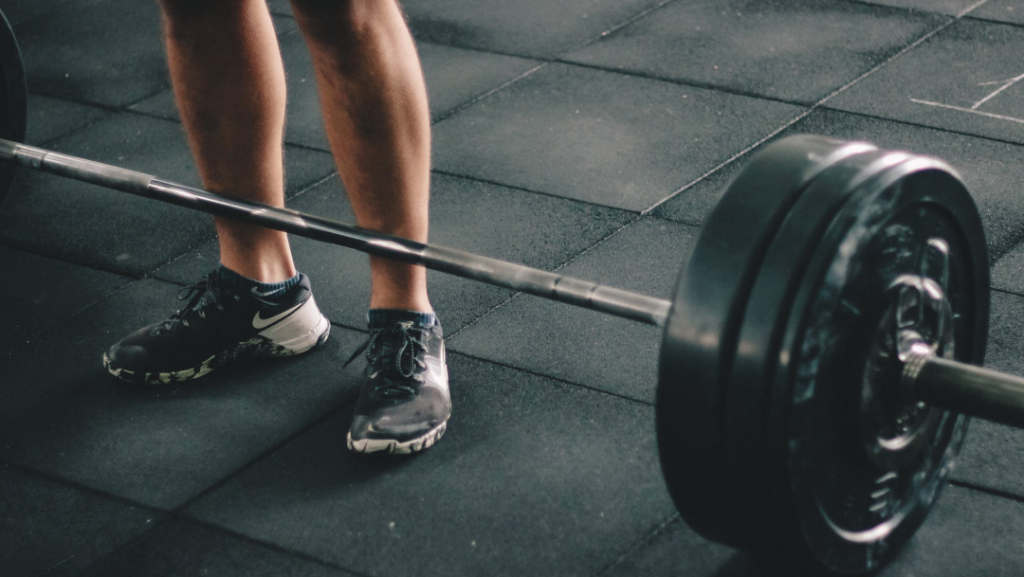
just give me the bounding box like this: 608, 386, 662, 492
1, 8, 1021, 576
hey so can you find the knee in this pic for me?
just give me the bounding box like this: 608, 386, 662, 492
289, 0, 396, 44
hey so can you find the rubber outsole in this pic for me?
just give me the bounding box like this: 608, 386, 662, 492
104, 318, 330, 386
347, 421, 447, 455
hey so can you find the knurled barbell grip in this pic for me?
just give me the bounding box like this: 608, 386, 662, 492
906, 353, 1024, 429
0, 138, 673, 327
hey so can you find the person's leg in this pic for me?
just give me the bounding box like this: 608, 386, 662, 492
103, 0, 330, 384
290, 0, 432, 312
161, 0, 295, 282
291, 0, 448, 454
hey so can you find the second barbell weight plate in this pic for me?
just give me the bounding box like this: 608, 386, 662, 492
775, 147, 989, 574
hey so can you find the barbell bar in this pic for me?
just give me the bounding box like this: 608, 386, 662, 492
1, 7, 1023, 575
0, 137, 672, 327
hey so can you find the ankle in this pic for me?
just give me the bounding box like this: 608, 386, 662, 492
217, 249, 296, 283
218, 264, 301, 300
367, 309, 437, 330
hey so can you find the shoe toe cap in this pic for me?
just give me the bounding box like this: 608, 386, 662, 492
349, 411, 447, 443
104, 324, 170, 369
105, 342, 149, 369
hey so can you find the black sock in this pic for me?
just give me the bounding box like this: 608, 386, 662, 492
367, 309, 438, 330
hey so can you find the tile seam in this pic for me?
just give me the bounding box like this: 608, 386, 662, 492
446, 344, 656, 407
815, 106, 1024, 149
963, 14, 1024, 29
431, 62, 549, 124
559, 0, 684, 56
992, 287, 1024, 298
641, 11, 964, 215
24, 94, 120, 148
0, 454, 365, 577
948, 478, 1024, 504
165, 515, 374, 577
166, 403, 355, 515
444, 214, 697, 349
442, 213, 645, 339
0, 458, 165, 514
593, 513, 683, 577
550, 59, 812, 107
429, 168, 643, 214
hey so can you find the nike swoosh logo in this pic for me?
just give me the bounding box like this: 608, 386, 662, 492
252, 302, 304, 329
251, 285, 287, 299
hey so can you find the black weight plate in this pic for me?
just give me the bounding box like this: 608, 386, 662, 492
656, 135, 879, 546
765, 152, 986, 574
0, 7, 26, 207
722, 146, 902, 550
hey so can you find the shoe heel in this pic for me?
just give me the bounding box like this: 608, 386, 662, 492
257, 296, 331, 356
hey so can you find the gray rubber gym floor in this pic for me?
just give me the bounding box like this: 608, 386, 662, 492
2, 1, 1023, 575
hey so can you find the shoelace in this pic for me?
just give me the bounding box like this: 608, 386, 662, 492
344, 321, 429, 398
167, 273, 223, 326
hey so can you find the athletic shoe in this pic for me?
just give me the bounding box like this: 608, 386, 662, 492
103, 271, 330, 385
346, 319, 450, 454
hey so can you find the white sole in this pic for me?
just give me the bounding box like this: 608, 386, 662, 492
258, 295, 331, 356
347, 421, 448, 455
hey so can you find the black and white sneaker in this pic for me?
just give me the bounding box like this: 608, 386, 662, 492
103, 270, 330, 385
346, 319, 450, 454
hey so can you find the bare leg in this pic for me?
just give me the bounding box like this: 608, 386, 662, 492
160, 0, 295, 282
290, 0, 432, 312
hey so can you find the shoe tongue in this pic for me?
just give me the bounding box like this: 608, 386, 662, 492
198, 278, 224, 308
376, 324, 418, 377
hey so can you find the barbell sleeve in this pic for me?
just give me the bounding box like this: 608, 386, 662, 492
0, 138, 673, 327
906, 353, 1024, 429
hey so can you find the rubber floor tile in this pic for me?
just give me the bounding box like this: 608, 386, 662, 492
654, 109, 1024, 259
185, 354, 673, 577
0, 278, 364, 509
953, 291, 1024, 500
970, 1, 1024, 25
0, 112, 335, 276
418, 41, 541, 121
0, 246, 130, 347
845, 0, 970, 15
80, 518, 359, 577
447, 217, 696, 402
564, 0, 946, 104
402, 0, 665, 58
828, 17, 1024, 145
603, 485, 1024, 577
266, 0, 293, 17
11, 0, 167, 107
598, 517, 747, 577
0, 463, 158, 577
1, 0, 70, 27
25, 94, 111, 146
877, 485, 1024, 577
432, 63, 803, 211
153, 172, 635, 332
851, 0, 1023, 22
992, 247, 1024, 294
